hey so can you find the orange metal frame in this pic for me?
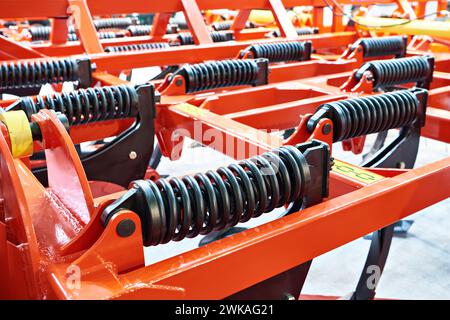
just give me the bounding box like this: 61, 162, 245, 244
0, 106, 448, 299
0, 0, 435, 59
0, 0, 449, 300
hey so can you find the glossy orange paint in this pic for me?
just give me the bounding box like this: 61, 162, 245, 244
1, 105, 448, 299
0, 0, 448, 300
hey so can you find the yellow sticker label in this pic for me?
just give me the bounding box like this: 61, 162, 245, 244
174, 103, 208, 118
332, 160, 384, 184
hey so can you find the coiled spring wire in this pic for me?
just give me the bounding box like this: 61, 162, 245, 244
355, 56, 434, 90
29, 26, 52, 41
29, 25, 123, 42
272, 27, 319, 37
127, 25, 152, 37
212, 21, 233, 31
105, 42, 170, 53
351, 36, 407, 58
241, 41, 311, 62
18, 85, 139, 126
177, 31, 234, 45
172, 59, 268, 93
0, 58, 81, 90
307, 90, 422, 142
102, 145, 310, 246
94, 17, 137, 30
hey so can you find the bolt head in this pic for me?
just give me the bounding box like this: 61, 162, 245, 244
129, 151, 137, 160
116, 219, 136, 238
322, 124, 331, 135
397, 161, 406, 169
284, 293, 296, 300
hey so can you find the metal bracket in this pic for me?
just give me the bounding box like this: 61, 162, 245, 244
32, 84, 158, 188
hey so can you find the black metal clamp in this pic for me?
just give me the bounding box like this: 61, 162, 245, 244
6, 83, 157, 188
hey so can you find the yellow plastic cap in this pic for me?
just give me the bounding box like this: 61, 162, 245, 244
0, 110, 33, 158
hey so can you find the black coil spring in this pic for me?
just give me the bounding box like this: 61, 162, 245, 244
30, 25, 77, 41
177, 33, 195, 45
272, 27, 319, 38
104, 42, 170, 53
19, 85, 139, 126
127, 24, 179, 36
127, 25, 152, 37
67, 33, 78, 42
174, 59, 265, 93
177, 31, 234, 45
353, 36, 406, 58
29, 26, 51, 41
94, 17, 137, 30
106, 145, 309, 246
0, 58, 81, 89
242, 41, 311, 62
356, 56, 434, 89
97, 31, 123, 39
212, 21, 233, 31
310, 90, 420, 142
29, 26, 121, 42
4, 21, 17, 28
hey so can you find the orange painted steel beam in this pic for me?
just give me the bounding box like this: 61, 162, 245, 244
0, 0, 415, 54
29, 36, 165, 57
68, 0, 103, 54
181, 0, 213, 44
157, 104, 282, 161
224, 94, 349, 129
50, 18, 69, 45
424, 107, 450, 143
89, 32, 357, 71
231, 9, 252, 32
0, 35, 44, 59
0, 0, 423, 19
429, 85, 450, 112
268, 0, 298, 38
29, 31, 357, 59
151, 13, 172, 41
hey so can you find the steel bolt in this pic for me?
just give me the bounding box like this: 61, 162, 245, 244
397, 161, 406, 169
284, 293, 296, 300
129, 151, 137, 160
322, 123, 331, 135
116, 219, 136, 237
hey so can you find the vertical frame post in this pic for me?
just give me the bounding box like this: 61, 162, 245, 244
268, 0, 298, 38
180, 0, 212, 44
68, 0, 103, 54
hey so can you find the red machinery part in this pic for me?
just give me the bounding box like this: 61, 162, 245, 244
0, 0, 448, 301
